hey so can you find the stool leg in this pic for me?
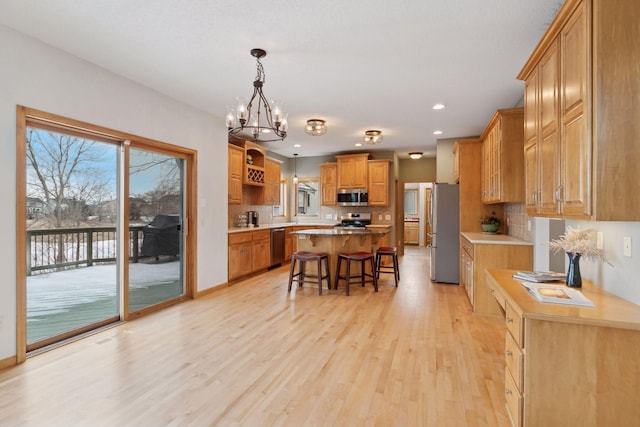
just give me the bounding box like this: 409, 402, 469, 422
335, 256, 342, 290
288, 258, 297, 292
360, 259, 366, 287
323, 256, 331, 291
370, 256, 378, 292
316, 257, 322, 295
375, 253, 380, 279
345, 259, 351, 296
393, 253, 399, 285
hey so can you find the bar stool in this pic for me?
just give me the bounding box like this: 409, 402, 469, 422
335, 252, 378, 296
375, 246, 400, 287
288, 251, 331, 295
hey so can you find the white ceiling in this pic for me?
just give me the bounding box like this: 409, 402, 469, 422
0, 0, 561, 159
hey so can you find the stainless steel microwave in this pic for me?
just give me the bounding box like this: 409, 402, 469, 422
337, 188, 368, 206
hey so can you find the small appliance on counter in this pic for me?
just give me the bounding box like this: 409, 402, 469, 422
247, 210, 259, 227
334, 212, 372, 229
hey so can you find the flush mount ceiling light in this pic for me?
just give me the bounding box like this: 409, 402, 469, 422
363, 130, 383, 145
409, 152, 423, 159
304, 119, 327, 136
432, 104, 446, 110
226, 48, 287, 142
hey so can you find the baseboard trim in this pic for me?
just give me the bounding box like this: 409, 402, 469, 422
0, 355, 17, 371
195, 282, 230, 298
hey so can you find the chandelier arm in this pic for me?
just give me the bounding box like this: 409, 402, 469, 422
256, 88, 277, 129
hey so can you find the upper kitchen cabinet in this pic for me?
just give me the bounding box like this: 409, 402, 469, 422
519, 0, 640, 220
480, 108, 525, 204
320, 162, 337, 206
228, 144, 244, 204
336, 153, 369, 189
262, 158, 281, 205
367, 160, 390, 206
229, 140, 266, 186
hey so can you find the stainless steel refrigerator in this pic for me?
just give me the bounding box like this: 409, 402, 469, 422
427, 183, 460, 283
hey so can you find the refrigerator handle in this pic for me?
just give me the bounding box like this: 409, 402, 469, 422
427, 189, 433, 227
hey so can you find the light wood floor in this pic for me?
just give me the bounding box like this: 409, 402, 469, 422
0, 246, 510, 426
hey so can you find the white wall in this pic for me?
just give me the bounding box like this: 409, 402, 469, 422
564, 220, 640, 305
435, 138, 456, 183
0, 25, 229, 360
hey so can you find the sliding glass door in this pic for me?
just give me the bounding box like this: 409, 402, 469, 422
25, 127, 120, 349
128, 148, 185, 313
20, 108, 194, 354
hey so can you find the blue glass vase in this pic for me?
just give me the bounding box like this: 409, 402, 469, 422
566, 252, 582, 288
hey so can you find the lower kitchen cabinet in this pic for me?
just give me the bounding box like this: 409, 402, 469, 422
460, 232, 532, 316
487, 269, 640, 427
228, 229, 272, 281
404, 221, 419, 245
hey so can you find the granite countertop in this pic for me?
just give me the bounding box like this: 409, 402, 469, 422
228, 222, 336, 234
290, 228, 390, 236
461, 231, 533, 246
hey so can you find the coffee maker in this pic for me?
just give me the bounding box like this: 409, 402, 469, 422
247, 211, 259, 227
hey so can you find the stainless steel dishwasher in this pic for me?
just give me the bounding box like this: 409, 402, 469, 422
270, 227, 286, 267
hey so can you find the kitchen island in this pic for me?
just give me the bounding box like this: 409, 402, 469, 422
290, 228, 390, 283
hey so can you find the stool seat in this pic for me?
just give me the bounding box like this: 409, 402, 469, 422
375, 246, 400, 287
288, 251, 331, 295
335, 252, 378, 296
376, 247, 397, 255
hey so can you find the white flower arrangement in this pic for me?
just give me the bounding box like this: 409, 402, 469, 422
548, 226, 607, 262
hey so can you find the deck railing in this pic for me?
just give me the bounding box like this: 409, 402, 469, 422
26, 226, 147, 276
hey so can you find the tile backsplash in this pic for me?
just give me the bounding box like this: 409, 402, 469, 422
504, 203, 533, 241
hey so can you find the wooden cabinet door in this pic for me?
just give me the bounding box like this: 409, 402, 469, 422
263, 158, 281, 205
538, 40, 561, 216
229, 241, 251, 280
560, 3, 590, 217
336, 154, 369, 189
320, 163, 337, 206
524, 139, 539, 215
252, 238, 270, 272
481, 138, 490, 203
367, 160, 389, 206
228, 145, 244, 204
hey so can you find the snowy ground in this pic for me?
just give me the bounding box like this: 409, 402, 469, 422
27, 260, 181, 343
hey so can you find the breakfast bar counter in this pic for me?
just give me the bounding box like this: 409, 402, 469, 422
290, 228, 390, 282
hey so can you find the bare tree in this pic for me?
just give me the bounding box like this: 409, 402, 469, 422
26, 127, 115, 228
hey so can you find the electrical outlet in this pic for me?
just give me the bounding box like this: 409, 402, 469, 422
325, 213, 332, 220
385, 214, 391, 220
378, 214, 383, 221
596, 232, 604, 250
624, 236, 632, 257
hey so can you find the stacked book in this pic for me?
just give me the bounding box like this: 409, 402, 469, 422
512, 271, 566, 283
519, 282, 595, 307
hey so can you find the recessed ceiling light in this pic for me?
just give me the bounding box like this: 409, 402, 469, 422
432, 104, 446, 110
433, 130, 443, 135
355, 143, 363, 147
293, 144, 301, 148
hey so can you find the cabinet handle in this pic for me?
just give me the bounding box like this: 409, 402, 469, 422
506, 350, 512, 357
489, 288, 495, 294
505, 389, 513, 396
537, 190, 541, 205
506, 317, 513, 323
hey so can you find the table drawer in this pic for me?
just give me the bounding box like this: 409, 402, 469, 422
505, 368, 523, 427
505, 332, 524, 392
489, 281, 506, 311
505, 302, 523, 347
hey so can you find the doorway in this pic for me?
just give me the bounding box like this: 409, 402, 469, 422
17, 107, 195, 358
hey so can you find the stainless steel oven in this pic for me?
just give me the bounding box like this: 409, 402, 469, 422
337, 189, 368, 206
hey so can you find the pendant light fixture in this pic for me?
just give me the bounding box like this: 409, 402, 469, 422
226, 48, 288, 142
363, 130, 383, 145
304, 119, 327, 136
293, 153, 299, 184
